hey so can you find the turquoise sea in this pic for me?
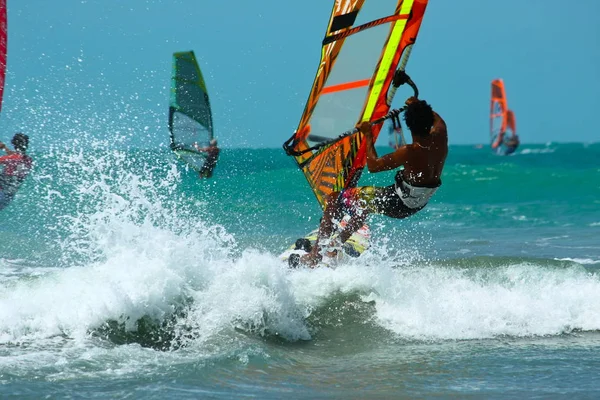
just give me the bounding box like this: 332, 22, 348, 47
1, 142, 600, 398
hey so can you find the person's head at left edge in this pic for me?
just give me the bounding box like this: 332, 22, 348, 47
11, 133, 29, 152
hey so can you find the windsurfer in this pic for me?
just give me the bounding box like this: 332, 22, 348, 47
495, 132, 519, 154
300, 97, 448, 266
0, 133, 33, 211
194, 139, 220, 178
505, 135, 519, 148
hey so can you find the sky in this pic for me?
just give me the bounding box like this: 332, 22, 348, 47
1, 0, 599, 150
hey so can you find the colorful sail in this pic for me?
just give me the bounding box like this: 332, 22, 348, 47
0, 0, 7, 112
490, 79, 519, 155
169, 51, 214, 172
283, 0, 428, 207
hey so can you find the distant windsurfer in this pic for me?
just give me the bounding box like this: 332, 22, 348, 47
504, 135, 520, 155
194, 139, 220, 178
300, 96, 448, 266
0, 133, 33, 211
493, 132, 519, 155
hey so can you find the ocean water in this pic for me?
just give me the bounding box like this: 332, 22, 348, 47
1, 142, 600, 399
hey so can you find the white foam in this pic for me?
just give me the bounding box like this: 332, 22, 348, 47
519, 147, 556, 155
555, 258, 600, 265
363, 261, 600, 340
3, 145, 600, 378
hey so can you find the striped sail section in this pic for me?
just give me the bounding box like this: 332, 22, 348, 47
287, 0, 429, 208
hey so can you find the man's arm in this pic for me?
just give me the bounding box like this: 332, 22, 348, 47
431, 111, 446, 135
0, 142, 14, 156
361, 122, 409, 173
193, 143, 208, 153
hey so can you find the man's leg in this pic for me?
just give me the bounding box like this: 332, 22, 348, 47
0, 190, 14, 211
301, 191, 343, 265
301, 187, 377, 265
339, 212, 368, 244
198, 167, 210, 178
317, 191, 343, 242
337, 187, 373, 243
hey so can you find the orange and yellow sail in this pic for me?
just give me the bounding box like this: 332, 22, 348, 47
490, 79, 518, 151
284, 0, 429, 208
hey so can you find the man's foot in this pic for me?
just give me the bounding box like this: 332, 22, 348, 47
323, 238, 342, 259
325, 249, 338, 258
299, 252, 322, 268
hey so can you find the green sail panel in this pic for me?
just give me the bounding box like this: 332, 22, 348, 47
169, 51, 213, 172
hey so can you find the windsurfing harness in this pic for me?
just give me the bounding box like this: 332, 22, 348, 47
394, 171, 440, 209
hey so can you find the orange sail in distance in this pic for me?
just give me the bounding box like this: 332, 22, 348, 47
490, 79, 519, 155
